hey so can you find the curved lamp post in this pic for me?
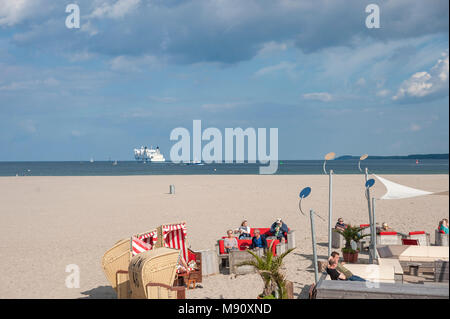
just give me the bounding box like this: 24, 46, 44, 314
358, 153, 368, 173
365, 178, 376, 263
323, 152, 335, 257
298, 186, 322, 284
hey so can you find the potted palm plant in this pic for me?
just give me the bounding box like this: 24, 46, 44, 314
238, 242, 295, 299
334, 225, 370, 263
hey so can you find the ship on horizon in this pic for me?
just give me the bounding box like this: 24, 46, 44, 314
133, 146, 165, 162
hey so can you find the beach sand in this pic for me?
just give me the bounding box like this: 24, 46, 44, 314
0, 174, 448, 299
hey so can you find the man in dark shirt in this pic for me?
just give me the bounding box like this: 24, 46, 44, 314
326, 258, 366, 282
326, 258, 346, 280
270, 218, 289, 242
250, 229, 267, 249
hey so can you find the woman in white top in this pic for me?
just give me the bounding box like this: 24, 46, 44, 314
238, 220, 251, 239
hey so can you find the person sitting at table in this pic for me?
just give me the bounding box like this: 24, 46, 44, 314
439, 219, 449, 234
224, 229, 239, 253
335, 218, 347, 231
270, 218, 289, 242
238, 220, 251, 239
250, 229, 267, 249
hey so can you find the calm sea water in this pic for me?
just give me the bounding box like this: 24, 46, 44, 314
0, 159, 448, 176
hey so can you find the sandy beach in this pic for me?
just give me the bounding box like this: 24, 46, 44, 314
0, 174, 448, 299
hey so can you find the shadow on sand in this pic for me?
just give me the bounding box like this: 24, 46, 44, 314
79, 286, 116, 299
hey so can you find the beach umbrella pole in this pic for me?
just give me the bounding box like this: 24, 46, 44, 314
310, 209, 319, 284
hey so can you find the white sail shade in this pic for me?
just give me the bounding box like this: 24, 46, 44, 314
374, 174, 434, 200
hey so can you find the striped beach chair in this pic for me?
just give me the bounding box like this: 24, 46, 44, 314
158, 222, 202, 285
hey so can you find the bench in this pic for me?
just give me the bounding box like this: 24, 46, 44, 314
314, 273, 449, 299
407, 231, 430, 246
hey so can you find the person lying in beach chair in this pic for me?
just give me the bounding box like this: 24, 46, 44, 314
176, 256, 191, 275
335, 218, 347, 231
224, 230, 239, 253
270, 218, 289, 242
250, 229, 267, 249
326, 257, 366, 282
237, 220, 252, 239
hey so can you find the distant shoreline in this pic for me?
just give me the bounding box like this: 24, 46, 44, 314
335, 154, 449, 160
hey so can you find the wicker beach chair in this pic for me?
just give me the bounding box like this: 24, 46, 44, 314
101, 238, 131, 291
128, 247, 184, 299
101, 229, 158, 292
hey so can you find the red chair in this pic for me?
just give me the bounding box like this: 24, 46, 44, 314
402, 238, 419, 245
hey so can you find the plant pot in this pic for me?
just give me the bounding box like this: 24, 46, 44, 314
342, 250, 359, 263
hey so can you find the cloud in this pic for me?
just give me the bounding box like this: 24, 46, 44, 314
376, 89, 391, 97
0, 0, 42, 26
302, 92, 333, 102
7, 0, 448, 65
410, 123, 422, 132
89, 0, 141, 19
393, 52, 449, 101
254, 62, 297, 77
109, 55, 160, 72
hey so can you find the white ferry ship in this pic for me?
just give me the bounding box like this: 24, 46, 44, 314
133, 146, 166, 162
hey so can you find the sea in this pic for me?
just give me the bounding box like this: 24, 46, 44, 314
0, 159, 448, 176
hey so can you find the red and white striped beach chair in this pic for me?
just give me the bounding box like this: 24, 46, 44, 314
131, 230, 158, 256
160, 222, 202, 285
162, 222, 189, 263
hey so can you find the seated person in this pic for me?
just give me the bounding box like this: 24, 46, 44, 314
250, 229, 267, 249
335, 218, 347, 231
326, 258, 366, 282
176, 256, 190, 275
377, 222, 394, 233
238, 220, 251, 239
330, 251, 353, 279
224, 230, 239, 253
270, 218, 289, 242
439, 219, 449, 234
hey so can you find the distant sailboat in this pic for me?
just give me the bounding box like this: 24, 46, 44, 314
90, 157, 94, 163
112, 160, 118, 166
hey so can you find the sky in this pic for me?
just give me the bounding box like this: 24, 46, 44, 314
0, 0, 448, 161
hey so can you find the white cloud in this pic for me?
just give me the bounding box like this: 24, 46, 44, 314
90, 0, 141, 19
393, 51, 449, 101
254, 62, 297, 77
257, 41, 288, 56
376, 89, 391, 97
302, 92, 333, 102
109, 55, 159, 72
0, 0, 41, 26
410, 123, 422, 132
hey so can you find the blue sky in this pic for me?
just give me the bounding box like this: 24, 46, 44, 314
0, 0, 448, 161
